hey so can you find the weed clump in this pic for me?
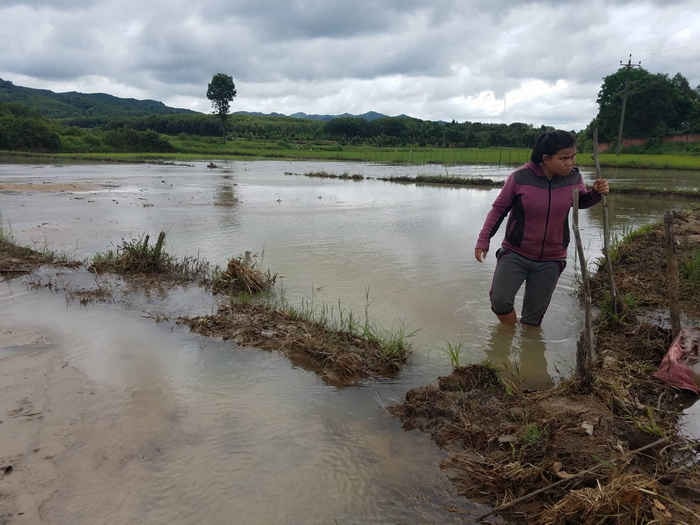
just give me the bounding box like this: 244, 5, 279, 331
211, 252, 277, 295
89, 232, 213, 283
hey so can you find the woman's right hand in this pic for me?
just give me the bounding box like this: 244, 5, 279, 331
475, 248, 487, 262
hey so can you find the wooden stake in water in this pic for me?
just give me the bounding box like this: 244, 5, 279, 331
573, 188, 594, 389
593, 121, 619, 314
664, 212, 681, 338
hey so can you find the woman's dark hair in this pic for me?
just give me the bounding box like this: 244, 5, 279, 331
530, 130, 576, 163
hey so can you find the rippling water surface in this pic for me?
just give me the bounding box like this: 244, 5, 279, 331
1, 160, 697, 522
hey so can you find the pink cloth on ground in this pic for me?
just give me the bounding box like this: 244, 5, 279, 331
653, 328, 700, 394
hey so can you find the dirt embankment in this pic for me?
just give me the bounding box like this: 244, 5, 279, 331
390, 209, 700, 523
0, 239, 79, 276
181, 303, 405, 386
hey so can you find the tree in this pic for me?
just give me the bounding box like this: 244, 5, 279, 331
206, 73, 237, 139
595, 67, 699, 143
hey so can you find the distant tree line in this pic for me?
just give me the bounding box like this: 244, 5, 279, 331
2, 65, 699, 154
58, 113, 546, 148
321, 117, 544, 147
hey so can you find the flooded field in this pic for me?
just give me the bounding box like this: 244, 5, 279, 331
1, 160, 698, 523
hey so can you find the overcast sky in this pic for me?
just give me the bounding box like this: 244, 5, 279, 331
1, 0, 698, 130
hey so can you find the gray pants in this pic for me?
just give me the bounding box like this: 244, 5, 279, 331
489, 249, 564, 326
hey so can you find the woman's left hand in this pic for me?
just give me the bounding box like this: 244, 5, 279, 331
593, 179, 609, 194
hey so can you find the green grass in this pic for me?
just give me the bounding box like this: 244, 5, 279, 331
5, 137, 700, 169
89, 232, 214, 282
444, 341, 464, 369
268, 288, 414, 365
519, 423, 545, 446
607, 223, 658, 264
681, 248, 700, 285
595, 152, 700, 170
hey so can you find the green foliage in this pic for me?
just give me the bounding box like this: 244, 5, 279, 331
443, 341, 464, 369
0, 103, 61, 151
207, 73, 237, 135
607, 223, 657, 264
594, 67, 700, 143
103, 128, 173, 152
519, 423, 545, 446
599, 291, 637, 326
681, 248, 700, 285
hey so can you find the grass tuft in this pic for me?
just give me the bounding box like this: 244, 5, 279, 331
444, 341, 464, 369
89, 231, 214, 282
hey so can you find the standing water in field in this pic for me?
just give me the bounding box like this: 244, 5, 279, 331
1, 160, 697, 522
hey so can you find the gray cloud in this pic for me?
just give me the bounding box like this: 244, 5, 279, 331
0, 0, 698, 130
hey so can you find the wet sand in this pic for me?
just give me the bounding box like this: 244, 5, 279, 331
0, 324, 180, 524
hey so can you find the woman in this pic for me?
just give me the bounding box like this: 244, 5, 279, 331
475, 130, 609, 326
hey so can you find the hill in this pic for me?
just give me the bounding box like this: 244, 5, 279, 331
0, 78, 196, 119
1, 78, 408, 123
233, 110, 396, 122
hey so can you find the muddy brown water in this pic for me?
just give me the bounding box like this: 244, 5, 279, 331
1, 160, 699, 522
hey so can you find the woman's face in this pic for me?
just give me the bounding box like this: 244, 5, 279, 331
541, 146, 576, 177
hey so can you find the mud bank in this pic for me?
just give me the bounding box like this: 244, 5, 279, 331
0, 239, 78, 276
180, 303, 406, 387
390, 209, 700, 523
287, 170, 700, 198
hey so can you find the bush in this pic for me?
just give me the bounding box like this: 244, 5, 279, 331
103, 128, 174, 152
0, 115, 61, 151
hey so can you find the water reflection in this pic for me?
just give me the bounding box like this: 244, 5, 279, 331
214, 182, 238, 207
484, 323, 553, 390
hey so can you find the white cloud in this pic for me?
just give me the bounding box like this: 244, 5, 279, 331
0, 0, 698, 130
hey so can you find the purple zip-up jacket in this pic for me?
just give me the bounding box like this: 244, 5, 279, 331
476, 162, 601, 261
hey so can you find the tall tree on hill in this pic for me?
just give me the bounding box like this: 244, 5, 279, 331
206, 73, 237, 140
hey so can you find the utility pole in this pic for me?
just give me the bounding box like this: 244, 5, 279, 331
616, 54, 642, 155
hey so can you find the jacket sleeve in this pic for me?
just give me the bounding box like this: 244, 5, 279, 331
475, 174, 516, 252
576, 169, 603, 209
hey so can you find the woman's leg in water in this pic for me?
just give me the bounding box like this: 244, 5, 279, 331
490, 251, 528, 324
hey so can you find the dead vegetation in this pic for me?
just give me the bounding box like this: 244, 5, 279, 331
211, 252, 277, 295
390, 209, 700, 523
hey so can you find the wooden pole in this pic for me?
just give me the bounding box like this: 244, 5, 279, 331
573, 188, 594, 389
593, 121, 619, 314
615, 77, 630, 155
664, 212, 681, 338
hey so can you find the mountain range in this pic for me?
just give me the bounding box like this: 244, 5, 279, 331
0, 78, 395, 122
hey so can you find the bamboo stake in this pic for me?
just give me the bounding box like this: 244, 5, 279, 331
573, 188, 594, 389
593, 121, 619, 314
664, 212, 681, 338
